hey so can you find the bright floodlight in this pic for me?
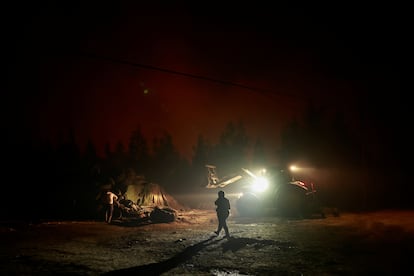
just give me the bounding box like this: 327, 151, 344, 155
290, 165, 298, 172
251, 177, 269, 192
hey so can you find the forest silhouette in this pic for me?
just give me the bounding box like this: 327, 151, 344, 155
3, 103, 411, 221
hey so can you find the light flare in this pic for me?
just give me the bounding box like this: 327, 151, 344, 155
251, 177, 269, 192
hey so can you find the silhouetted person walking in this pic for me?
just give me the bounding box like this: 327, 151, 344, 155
214, 190, 230, 238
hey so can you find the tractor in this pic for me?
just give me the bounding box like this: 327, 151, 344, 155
206, 164, 326, 218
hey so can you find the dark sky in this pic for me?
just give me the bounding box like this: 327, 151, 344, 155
5, 3, 409, 160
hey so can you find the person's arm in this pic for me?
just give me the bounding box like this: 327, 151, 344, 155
114, 194, 120, 207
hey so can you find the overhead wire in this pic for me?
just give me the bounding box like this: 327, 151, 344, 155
77, 51, 307, 102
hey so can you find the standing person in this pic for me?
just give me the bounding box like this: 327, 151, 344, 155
105, 190, 118, 224
214, 190, 231, 238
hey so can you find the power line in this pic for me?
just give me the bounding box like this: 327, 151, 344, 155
78, 52, 305, 101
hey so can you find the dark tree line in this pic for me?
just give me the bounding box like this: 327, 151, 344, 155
3, 103, 411, 221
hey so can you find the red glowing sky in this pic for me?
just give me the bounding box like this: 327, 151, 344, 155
6, 3, 407, 160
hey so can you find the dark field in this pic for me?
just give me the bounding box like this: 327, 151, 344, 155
1, 209, 413, 275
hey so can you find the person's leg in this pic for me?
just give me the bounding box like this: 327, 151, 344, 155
223, 222, 229, 237
215, 215, 223, 235
105, 205, 109, 222
216, 215, 227, 235
108, 204, 114, 223
223, 214, 230, 237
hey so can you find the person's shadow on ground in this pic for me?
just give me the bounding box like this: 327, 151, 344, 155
103, 235, 220, 275
103, 235, 295, 275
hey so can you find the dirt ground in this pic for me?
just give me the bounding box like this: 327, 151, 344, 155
1, 209, 413, 275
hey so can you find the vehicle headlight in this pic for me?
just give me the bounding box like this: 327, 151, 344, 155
251, 177, 269, 192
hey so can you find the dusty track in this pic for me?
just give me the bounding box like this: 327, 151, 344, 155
1, 209, 413, 275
